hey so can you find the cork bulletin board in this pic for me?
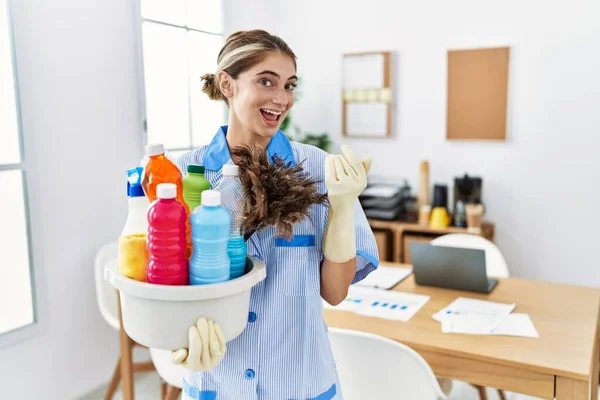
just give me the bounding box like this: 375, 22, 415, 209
446, 47, 510, 141
342, 51, 393, 138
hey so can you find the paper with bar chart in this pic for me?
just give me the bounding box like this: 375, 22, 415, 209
324, 286, 430, 322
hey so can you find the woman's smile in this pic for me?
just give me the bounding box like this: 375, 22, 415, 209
260, 108, 284, 127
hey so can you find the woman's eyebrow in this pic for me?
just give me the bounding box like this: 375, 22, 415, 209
255, 70, 280, 79
255, 70, 298, 81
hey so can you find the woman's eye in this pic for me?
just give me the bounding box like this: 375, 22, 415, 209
285, 83, 297, 91
259, 78, 272, 87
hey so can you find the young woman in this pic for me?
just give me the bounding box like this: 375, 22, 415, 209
173, 29, 379, 400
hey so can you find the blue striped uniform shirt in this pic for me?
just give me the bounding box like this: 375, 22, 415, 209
176, 126, 379, 400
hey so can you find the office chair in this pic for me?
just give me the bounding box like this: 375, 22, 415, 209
328, 327, 448, 400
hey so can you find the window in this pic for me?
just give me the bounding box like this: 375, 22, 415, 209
0, 0, 37, 340
137, 0, 226, 155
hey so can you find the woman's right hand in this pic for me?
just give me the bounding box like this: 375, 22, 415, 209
171, 317, 227, 371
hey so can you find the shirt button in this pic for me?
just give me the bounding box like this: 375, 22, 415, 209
244, 369, 255, 380
248, 312, 257, 323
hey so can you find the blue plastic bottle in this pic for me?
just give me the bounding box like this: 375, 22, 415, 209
215, 165, 247, 279
189, 190, 231, 284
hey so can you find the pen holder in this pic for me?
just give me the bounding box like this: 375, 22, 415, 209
430, 207, 450, 229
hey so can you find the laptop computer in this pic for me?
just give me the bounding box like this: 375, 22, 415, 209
409, 242, 498, 293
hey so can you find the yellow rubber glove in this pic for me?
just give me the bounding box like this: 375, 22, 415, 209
171, 317, 227, 372
323, 145, 372, 263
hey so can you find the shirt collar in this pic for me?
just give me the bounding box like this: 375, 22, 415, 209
204, 125, 297, 171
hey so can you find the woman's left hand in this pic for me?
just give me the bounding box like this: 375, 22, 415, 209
325, 145, 372, 207
322, 145, 372, 263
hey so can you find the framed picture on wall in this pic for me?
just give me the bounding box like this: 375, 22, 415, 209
342, 51, 393, 138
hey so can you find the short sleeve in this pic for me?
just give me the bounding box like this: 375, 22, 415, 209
351, 199, 379, 284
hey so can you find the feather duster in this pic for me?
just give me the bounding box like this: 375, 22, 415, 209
230, 143, 328, 240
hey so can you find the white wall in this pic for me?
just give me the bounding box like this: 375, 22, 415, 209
223, 0, 270, 33
227, 0, 600, 286
0, 0, 143, 398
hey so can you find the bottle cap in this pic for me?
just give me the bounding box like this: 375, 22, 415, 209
127, 167, 145, 197
222, 164, 239, 177
146, 143, 165, 157
187, 164, 205, 174
201, 190, 221, 207
157, 183, 177, 199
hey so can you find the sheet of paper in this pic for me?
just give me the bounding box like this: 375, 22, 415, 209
354, 264, 412, 290
380, 88, 392, 102
490, 313, 539, 338
345, 102, 387, 136
325, 286, 429, 322
355, 90, 367, 101
323, 286, 375, 312
343, 54, 384, 89
433, 297, 515, 334
366, 89, 378, 102
441, 314, 497, 334
356, 290, 430, 322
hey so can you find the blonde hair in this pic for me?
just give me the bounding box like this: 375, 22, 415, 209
201, 30, 297, 104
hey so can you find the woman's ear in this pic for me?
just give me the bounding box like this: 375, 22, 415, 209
217, 71, 233, 100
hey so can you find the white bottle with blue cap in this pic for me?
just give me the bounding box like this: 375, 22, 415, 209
214, 164, 247, 279
121, 166, 150, 236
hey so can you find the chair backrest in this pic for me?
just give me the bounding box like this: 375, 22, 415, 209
94, 241, 120, 330
149, 348, 186, 388
328, 328, 447, 400
430, 234, 509, 278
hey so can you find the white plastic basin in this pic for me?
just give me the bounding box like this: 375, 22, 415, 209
104, 258, 266, 351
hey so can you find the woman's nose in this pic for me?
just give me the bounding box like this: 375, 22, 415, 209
272, 88, 288, 107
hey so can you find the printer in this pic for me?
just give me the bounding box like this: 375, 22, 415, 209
359, 179, 418, 222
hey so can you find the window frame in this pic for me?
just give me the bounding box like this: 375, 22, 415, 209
132, 0, 227, 154
0, 0, 45, 350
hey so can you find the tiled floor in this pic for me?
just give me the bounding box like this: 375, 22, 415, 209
82, 371, 560, 399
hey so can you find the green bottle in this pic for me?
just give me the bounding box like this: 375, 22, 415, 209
182, 164, 211, 213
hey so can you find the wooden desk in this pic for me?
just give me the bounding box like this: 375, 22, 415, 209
368, 219, 495, 263
324, 267, 600, 399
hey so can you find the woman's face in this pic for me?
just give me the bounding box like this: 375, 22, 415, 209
227, 51, 297, 141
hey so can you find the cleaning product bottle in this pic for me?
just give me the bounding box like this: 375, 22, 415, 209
189, 190, 231, 285
141, 143, 192, 258
182, 164, 211, 213
122, 167, 150, 236
146, 183, 188, 285
118, 167, 150, 282
215, 165, 247, 279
